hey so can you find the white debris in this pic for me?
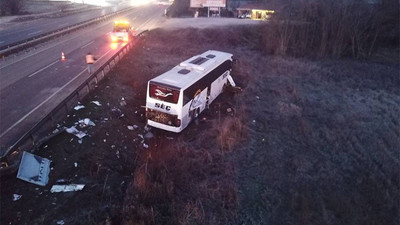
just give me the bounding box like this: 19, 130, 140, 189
57, 220, 65, 225
13, 194, 22, 201
74, 105, 85, 110
138, 134, 144, 139
91, 101, 101, 106
127, 126, 134, 130
74, 162, 78, 167
66, 126, 86, 139
50, 184, 85, 193
78, 118, 96, 127
143, 143, 149, 148
78, 139, 82, 144
256, 96, 260, 99
144, 132, 154, 139
120, 97, 127, 106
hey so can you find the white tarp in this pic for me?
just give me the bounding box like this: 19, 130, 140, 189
17, 151, 51, 186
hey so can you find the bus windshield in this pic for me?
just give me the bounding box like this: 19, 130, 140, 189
149, 82, 180, 104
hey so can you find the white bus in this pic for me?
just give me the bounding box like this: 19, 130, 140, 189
146, 50, 236, 133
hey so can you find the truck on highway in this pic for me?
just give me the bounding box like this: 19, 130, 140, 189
110, 20, 133, 42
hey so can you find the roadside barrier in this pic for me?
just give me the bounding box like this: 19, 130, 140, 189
0, 30, 148, 176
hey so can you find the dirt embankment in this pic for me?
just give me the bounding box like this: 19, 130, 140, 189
1, 26, 399, 225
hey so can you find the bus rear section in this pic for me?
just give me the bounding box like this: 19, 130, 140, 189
146, 82, 184, 133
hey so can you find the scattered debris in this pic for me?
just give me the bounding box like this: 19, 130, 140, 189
127, 126, 134, 130
256, 96, 260, 99
50, 184, 85, 193
13, 194, 22, 201
120, 97, 127, 106
143, 143, 149, 148
74, 162, 78, 168
111, 107, 123, 118
91, 101, 102, 106
17, 152, 51, 186
116, 150, 120, 159
74, 105, 85, 110
78, 118, 96, 128
144, 125, 151, 132
145, 132, 154, 139
56, 179, 70, 184
78, 139, 83, 144
66, 126, 87, 139
57, 220, 65, 225
227, 108, 232, 113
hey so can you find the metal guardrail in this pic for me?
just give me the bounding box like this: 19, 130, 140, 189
0, 7, 134, 58
0, 31, 148, 176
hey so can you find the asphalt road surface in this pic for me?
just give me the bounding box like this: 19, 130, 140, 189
0, 2, 129, 49
0, 3, 168, 156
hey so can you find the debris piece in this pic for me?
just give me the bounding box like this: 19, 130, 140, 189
56, 179, 70, 184
66, 126, 86, 139
120, 97, 127, 106
78, 118, 96, 128
57, 220, 65, 225
74, 162, 78, 168
13, 194, 22, 201
256, 96, 260, 99
165, 136, 174, 140
50, 184, 85, 193
143, 143, 149, 148
144, 132, 154, 139
138, 134, 144, 139
227, 108, 232, 113
116, 150, 120, 159
127, 126, 134, 130
91, 101, 101, 106
78, 139, 83, 144
144, 125, 151, 131
74, 105, 85, 110
17, 152, 51, 186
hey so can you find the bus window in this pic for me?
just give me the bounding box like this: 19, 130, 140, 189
149, 82, 180, 104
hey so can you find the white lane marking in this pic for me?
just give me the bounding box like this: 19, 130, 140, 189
57, 23, 69, 28
80, 41, 94, 49
28, 30, 42, 36
28, 60, 58, 78
0, 48, 113, 138
0, 68, 88, 139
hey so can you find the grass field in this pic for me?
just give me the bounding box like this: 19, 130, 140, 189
1, 26, 399, 225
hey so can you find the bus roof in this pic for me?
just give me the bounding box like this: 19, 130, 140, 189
150, 50, 232, 90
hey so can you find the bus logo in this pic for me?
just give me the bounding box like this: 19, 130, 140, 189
155, 89, 173, 98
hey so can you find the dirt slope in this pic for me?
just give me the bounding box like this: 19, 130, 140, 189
1, 25, 399, 225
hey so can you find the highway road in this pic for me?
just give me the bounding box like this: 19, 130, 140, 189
0, 3, 168, 156
0, 2, 130, 49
